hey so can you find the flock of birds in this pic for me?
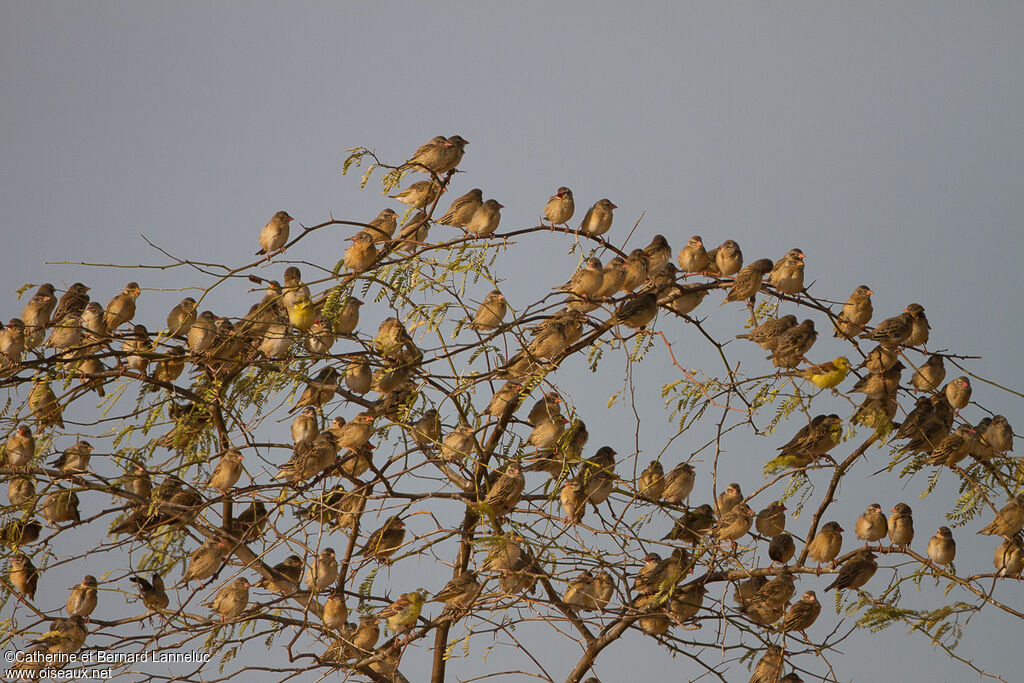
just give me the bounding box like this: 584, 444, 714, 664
0, 133, 1020, 683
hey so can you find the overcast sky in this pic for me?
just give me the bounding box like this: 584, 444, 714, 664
2, 3, 1023, 682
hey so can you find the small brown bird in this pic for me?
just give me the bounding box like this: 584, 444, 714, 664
178, 539, 229, 586
290, 406, 319, 445
305, 548, 339, 591
833, 284, 874, 338
660, 282, 708, 315
122, 324, 152, 374
256, 210, 294, 256
441, 424, 476, 462
42, 488, 80, 525
44, 313, 82, 351
777, 590, 820, 635
560, 478, 586, 524
677, 235, 710, 273
4, 425, 36, 468
332, 296, 363, 335
978, 494, 1024, 538
614, 291, 658, 329
564, 570, 596, 610
756, 501, 787, 538
663, 505, 714, 545
661, 462, 696, 504
7, 476, 36, 507
903, 303, 930, 347
130, 573, 169, 611
255, 555, 303, 594
749, 644, 784, 683
51, 283, 91, 327
595, 256, 627, 298
770, 248, 806, 295
481, 531, 524, 573
481, 461, 526, 518
10, 553, 39, 600
465, 199, 504, 237
20, 283, 57, 348
50, 440, 94, 473
925, 425, 974, 466
187, 310, 218, 355
431, 571, 481, 611
103, 282, 141, 332
579, 198, 616, 238
749, 569, 796, 612
714, 503, 753, 544
558, 257, 604, 298
806, 521, 844, 569
322, 588, 349, 629
668, 583, 707, 622
344, 231, 378, 271
850, 362, 904, 400
358, 516, 406, 563
291, 367, 339, 412
166, 296, 198, 338
543, 187, 575, 226
619, 249, 650, 292
824, 548, 878, 592
910, 354, 946, 392
927, 526, 956, 566
769, 532, 796, 565
208, 577, 250, 622
944, 376, 972, 411
722, 258, 773, 303
364, 208, 399, 243
469, 290, 507, 330
707, 239, 743, 276
769, 319, 817, 369
979, 415, 1014, 455
64, 574, 98, 618
887, 503, 914, 548
994, 535, 1024, 577
637, 461, 666, 501
716, 482, 744, 516
736, 314, 798, 350
2, 519, 41, 547
207, 449, 244, 493
0, 318, 26, 368
644, 234, 672, 275
404, 135, 450, 173
860, 311, 912, 347
855, 503, 888, 547
484, 381, 522, 418
440, 188, 484, 228
389, 179, 443, 208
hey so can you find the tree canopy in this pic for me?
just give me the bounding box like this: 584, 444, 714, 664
0, 136, 1021, 683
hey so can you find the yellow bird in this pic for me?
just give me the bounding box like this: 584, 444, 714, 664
378, 591, 424, 634
800, 356, 850, 389
287, 295, 316, 333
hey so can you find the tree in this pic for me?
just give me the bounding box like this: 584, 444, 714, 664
0, 136, 1020, 683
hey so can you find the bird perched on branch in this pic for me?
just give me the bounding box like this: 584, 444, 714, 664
579, 199, 616, 238
465, 199, 504, 237
543, 187, 575, 227
358, 516, 406, 563
256, 210, 294, 257
764, 414, 842, 474
825, 548, 877, 592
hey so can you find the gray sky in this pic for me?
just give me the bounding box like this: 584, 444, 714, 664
2, 3, 1023, 682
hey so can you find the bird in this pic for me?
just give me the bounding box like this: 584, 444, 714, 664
332, 296, 363, 335
465, 199, 504, 237
910, 354, 947, 392
42, 488, 81, 525
103, 282, 141, 332
527, 415, 567, 450
579, 199, 616, 238
305, 548, 339, 592
769, 532, 796, 565
364, 208, 399, 243
178, 540, 229, 586
888, 503, 914, 548
824, 549, 878, 592
644, 234, 672, 275
713, 503, 753, 544
322, 588, 349, 629
861, 343, 900, 374
765, 414, 842, 473
707, 239, 743, 276
855, 503, 888, 547
619, 249, 650, 292
993, 535, 1024, 577
439, 188, 484, 228
755, 501, 787, 538
660, 282, 708, 315
207, 449, 244, 493
255, 555, 303, 595
357, 516, 406, 563
661, 462, 696, 504
637, 461, 665, 501
441, 424, 476, 462
44, 313, 83, 351
944, 376, 972, 411
341, 358, 370, 395
291, 367, 339, 412
668, 583, 707, 622
925, 425, 975, 467
3, 425, 35, 469
166, 296, 198, 338
50, 440, 94, 473
980, 415, 1014, 455
286, 294, 316, 333
736, 314, 798, 350
595, 256, 627, 298
777, 590, 820, 635
480, 461, 526, 518
63, 575, 98, 618
0, 318, 26, 369
9, 553, 39, 601
564, 571, 596, 610
749, 645, 784, 683
467, 289, 507, 331
19, 283, 57, 348
717, 482, 744, 516
51, 283, 91, 327
799, 357, 850, 390
378, 591, 424, 634
290, 406, 319, 444
748, 569, 796, 612
903, 303, 930, 347
256, 210, 294, 256
431, 571, 481, 611
481, 532, 524, 573
860, 310, 913, 347
560, 478, 586, 524
28, 379, 64, 429
187, 310, 218, 355
129, 573, 169, 612
806, 521, 844, 570
207, 578, 250, 622
389, 179, 443, 208
769, 319, 817, 369
978, 495, 1024, 538
663, 504, 715, 546
722, 259, 773, 303
614, 291, 658, 329
833, 285, 874, 338
344, 231, 378, 271
543, 187, 575, 226
770, 248, 806, 295
121, 324, 152, 374
927, 526, 956, 566
558, 257, 604, 298
677, 235, 710, 273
